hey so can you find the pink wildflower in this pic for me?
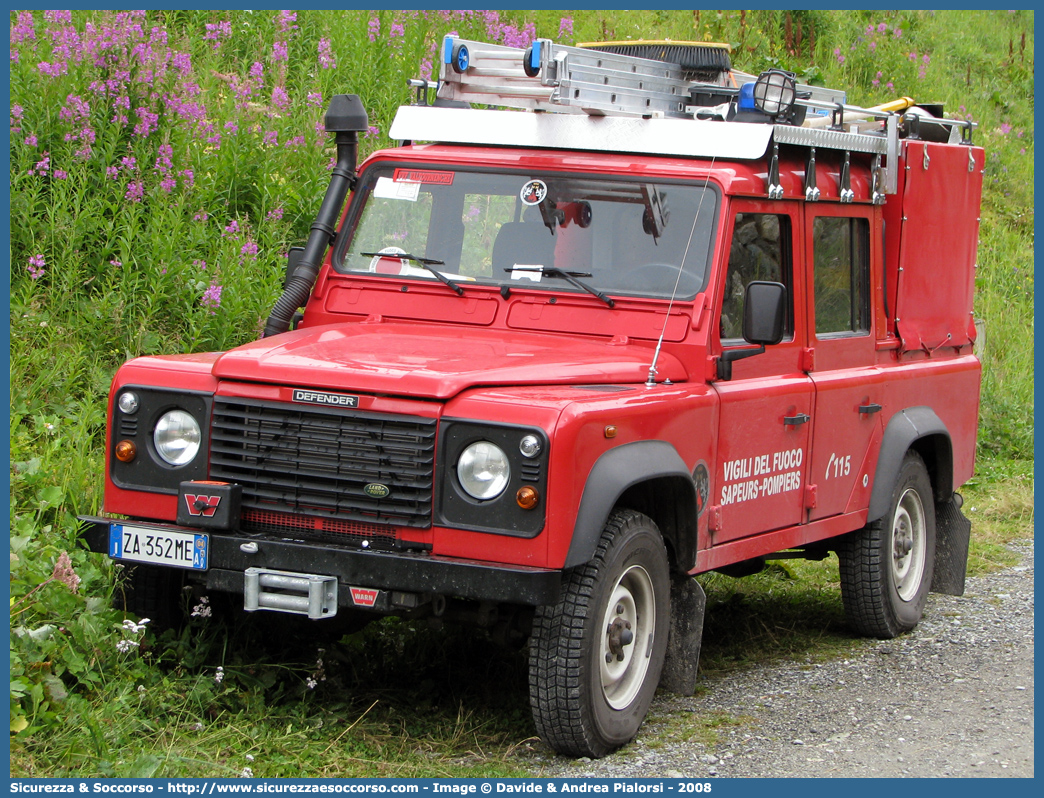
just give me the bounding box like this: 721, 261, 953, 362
52, 552, 80, 593
201, 280, 223, 313
27, 254, 46, 280
318, 38, 336, 69
277, 10, 298, 34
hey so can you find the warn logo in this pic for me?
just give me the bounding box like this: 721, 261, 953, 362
349, 587, 379, 607
184, 494, 221, 517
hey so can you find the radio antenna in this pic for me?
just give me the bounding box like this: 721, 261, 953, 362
646, 158, 716, 387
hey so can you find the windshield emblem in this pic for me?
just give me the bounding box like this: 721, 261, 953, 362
520, 179, 547, 206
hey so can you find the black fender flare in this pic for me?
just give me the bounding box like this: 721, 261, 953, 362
869, 407, 954, 522
564, 440, 698, 571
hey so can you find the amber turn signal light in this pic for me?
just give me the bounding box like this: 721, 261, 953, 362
115, 440, 137, 462
516, 485, 539, 510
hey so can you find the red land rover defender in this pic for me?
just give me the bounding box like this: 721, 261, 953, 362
80, 38, 983, 757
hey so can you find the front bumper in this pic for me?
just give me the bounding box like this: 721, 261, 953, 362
79, 516, 561, 607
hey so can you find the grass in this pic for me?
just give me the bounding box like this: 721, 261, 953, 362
8, 8, 1034, 777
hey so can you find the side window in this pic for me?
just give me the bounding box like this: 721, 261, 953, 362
813, 217, 870, 336
721, 212, 790, 341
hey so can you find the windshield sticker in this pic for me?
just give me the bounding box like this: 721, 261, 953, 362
510, 265, 542, 282
393, 168, 454, 185
373, 176, 420, 201
520, 179, 547, 206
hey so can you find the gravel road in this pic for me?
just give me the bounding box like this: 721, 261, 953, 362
521, 539, 1034, 778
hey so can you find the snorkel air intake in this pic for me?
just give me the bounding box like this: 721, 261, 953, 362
263, 94, 368, 337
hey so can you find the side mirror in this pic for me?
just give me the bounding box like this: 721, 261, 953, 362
718, 280, 787, 380
283, 246, 304, 291
743, 280, 786, 345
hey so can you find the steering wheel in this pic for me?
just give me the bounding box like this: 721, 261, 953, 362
632, 263, 701, 297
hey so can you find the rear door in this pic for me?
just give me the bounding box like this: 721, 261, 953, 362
804, 206, 883, 520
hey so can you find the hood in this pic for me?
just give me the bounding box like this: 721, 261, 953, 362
211, 322, 687, 399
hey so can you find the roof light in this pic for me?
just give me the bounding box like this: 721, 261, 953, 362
752, 69, 797, 118
737, 82, 757, 112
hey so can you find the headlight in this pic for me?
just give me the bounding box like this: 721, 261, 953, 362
457, 441, 510, 500
153, 410, 201, 466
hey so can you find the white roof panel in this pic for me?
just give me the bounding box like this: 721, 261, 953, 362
389, 106, 773, 161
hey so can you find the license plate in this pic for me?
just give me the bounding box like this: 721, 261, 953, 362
109, 524, 208, 570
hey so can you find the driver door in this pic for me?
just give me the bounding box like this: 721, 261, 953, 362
711, 200, 814, 544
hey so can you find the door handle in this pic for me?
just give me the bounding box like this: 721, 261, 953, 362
859, 402, 883, 415
783, 413, 810, 426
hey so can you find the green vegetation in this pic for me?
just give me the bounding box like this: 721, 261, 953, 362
9, 9, 1033, 777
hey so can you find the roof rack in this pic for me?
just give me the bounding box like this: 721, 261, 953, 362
413, 36, 977, 200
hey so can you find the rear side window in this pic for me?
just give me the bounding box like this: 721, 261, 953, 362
721, 212, 790, 341
813, 217, 870, 336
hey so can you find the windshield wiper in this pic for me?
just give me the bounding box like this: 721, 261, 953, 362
504, 266, 615, 308
360, 252, 464, 296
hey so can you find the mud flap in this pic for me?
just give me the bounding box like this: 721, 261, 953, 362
931, 493, 971, 596
659, 575, 706, 695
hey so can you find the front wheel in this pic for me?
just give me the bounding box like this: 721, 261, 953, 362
839, 451, 936, 638
529, 509, 670, 758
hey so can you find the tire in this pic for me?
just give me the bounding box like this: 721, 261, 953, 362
529, 509, 670, 758
839, 451, 936, 639
115, 563, 187, 632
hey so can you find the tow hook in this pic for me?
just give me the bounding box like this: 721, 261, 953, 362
606, 615, 634, 663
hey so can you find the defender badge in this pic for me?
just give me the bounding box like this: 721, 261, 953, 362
292, 389, 359, 408
363, 483, 390, 498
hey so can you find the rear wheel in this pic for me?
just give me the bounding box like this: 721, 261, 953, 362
839, 452, 936, 638
529, 509, 670, 758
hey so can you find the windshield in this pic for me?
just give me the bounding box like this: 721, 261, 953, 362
333, 165, 719, 300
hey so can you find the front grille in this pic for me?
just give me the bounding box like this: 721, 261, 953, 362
209, 397, 436, 530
